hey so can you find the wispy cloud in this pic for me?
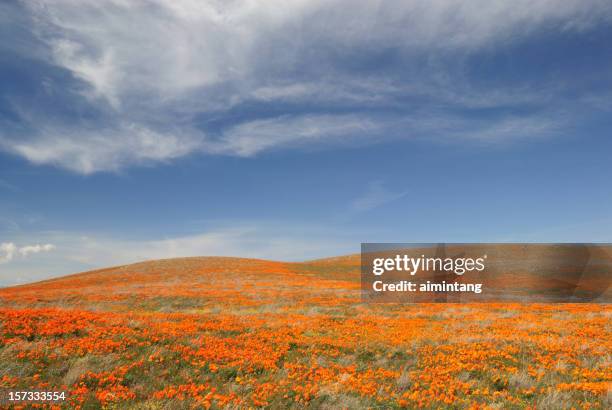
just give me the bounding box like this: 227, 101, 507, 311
350, 181, 408, 213
3, 123, 203, 174
0, 1, 610, 173
211, 114, 379, 157
0, 242, 55, 264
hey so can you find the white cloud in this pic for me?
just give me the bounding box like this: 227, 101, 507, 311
0, 243, 17, 264
1, 0, 610, 173
395, 113, 562, 144
52, 39, 120, 108
3, 123, 203, 174
212, 114, 379, 157
465, 116, 561, 142
29, 0, 612, 103
18, 243, 55, 257
0, 242, 55, 264
30, 0, 316, 105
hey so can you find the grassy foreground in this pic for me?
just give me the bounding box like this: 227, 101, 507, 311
0, 256, 610, 409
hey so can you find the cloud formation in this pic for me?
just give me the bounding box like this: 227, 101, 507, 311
6, 123, 203, 174
1, 0, 611, 173
0, 242, 55, 264
213, 114, 379, 157
19, 243, 55, 257
0, 243, 17, 264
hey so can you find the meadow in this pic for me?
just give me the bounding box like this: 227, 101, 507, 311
0, 256, 610, 409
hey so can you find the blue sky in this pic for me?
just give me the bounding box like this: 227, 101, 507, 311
1, 0, 612, 285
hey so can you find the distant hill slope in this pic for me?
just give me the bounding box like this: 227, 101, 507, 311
1, 244, 610, 305
0, 256, 361, 308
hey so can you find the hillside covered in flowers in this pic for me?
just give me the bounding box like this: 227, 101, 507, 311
0, 256, 610, 409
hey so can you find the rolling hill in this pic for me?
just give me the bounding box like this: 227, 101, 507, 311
0, 253, 610, 409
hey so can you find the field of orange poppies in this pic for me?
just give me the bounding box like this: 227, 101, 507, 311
0, 256, 610, 409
